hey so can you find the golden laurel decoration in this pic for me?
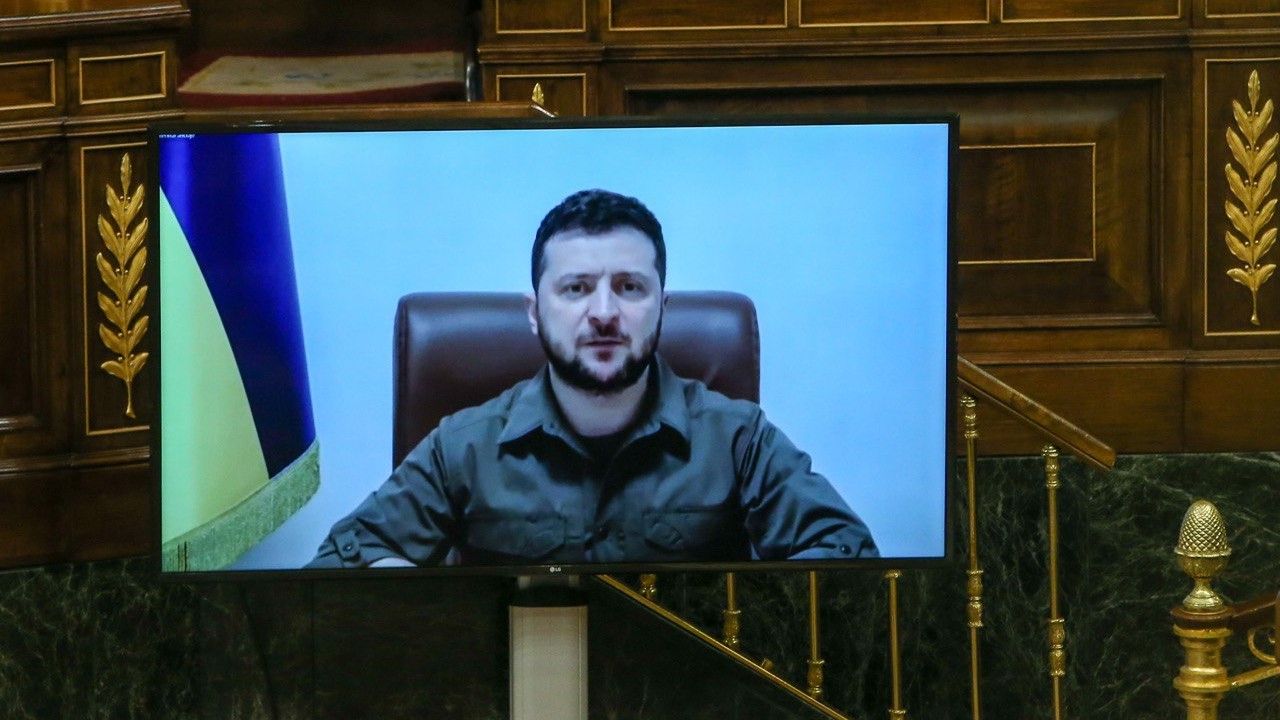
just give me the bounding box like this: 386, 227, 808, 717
1224, 70, 1278, 326
96, 153, 150, 418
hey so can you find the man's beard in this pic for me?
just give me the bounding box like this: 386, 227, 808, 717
538, 313, 662, 395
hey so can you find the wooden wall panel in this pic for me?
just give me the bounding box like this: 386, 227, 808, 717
799, 0, 988, 26
0, 57, 58, 117
608, 0, 785, 30
495, 71, 589, 116
999, 0, 1183, 21
625, 78, 1163, 330
0, 139, 67, 460
67, 41, 174, 116
0, 469, 61, 567
77, 141, 155, 441
1201, 0, 1280, 18
0, 0, 184, 570
0, 165, 38, 423
1185, 361, 1280, 450
1200, 57, 1280, 340
958, 144, 1095, 264
191, 0, 472, 49
60, 462, 150, 561
973, 363, 1185, 453
0, 461, 149, 566
493, 0, 585, 34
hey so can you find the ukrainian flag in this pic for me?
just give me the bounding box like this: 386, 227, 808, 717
159, 133, 319, 571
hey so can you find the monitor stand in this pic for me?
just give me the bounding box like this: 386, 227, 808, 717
510, 575, 588, 720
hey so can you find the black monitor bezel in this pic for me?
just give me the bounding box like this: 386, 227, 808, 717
148, 111, 960, 581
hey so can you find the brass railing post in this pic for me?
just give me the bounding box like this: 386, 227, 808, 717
807, 571, 825, 699
639, 573, 657, 601
886, 569, 907, 720
1042, 444, 1066, 720
723, 572, 741, 649
1172, 500, 1233, 720
961, 394, 983, 720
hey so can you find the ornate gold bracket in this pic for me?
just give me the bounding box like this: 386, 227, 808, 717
1224, 70, 1277, 326
95, 153, 150, 418
531, 82, 545, 106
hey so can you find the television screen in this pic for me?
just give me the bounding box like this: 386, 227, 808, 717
153, 115, 955, 575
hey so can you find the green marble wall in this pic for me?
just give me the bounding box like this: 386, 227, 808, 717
0, 453, 1276, 719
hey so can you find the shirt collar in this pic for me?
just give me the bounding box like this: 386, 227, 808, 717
496, 354, 692, 451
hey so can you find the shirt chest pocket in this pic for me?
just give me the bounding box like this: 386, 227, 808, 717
466, 514, 567, 561
642, 505, 745, 561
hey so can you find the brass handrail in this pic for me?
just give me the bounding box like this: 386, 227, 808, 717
957, 356, 1116, 473
597, 360, 1118, 720
596, 575, 851, 720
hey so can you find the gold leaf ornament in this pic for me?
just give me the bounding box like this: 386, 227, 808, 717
95, 153, 150, 418
1224, 71, 1279, 326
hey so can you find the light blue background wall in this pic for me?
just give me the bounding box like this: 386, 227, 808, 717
234, 122, 951, 567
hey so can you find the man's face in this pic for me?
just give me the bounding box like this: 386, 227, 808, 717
527, 226, 666, 394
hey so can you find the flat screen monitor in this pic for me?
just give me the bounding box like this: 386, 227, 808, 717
152, 115, 956, 576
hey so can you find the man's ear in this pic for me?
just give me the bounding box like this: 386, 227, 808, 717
524, 292, 539, 336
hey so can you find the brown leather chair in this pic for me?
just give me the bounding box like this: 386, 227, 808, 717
392, 291, 759, 467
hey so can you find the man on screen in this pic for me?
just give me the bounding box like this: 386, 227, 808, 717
309, 189, 877, 567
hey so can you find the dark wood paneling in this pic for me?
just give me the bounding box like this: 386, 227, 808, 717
493, 0, 584, 34
1000, 0, 1182, 21
191, 0, 469, 50
0, 139, 67, 460
625, 77, 1162, 328
0, 0, 179, 569
78, 50, 165, 103
1203, 0, 1280, 14
958, 145, 1095, 263
59, 462, 150, 561
0, 57, 57, 115
800, 0, 988, 26
972, 363, 1185, 453
0, 460, 149, 566
495, 70, 588, 116
67, 41, 173, 115
1200, 58, 1280, 340
0, 469, 60, 567
608, 0, 785, 29
77, 141, 154, 440
0, 164, 38, 423
1185, 362, 1280, 450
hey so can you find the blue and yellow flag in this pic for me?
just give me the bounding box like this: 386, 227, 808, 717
158, 133, 319, 571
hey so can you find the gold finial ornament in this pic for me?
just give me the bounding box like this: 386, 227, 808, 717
638, 573, 657, 600
1224, 70, 1277, 326
722, 572, 741, 649
96, 153, 150, 418
1175, 500, 1232, 612
531, 82, 545, 106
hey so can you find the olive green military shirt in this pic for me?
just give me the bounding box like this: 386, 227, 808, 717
308, 356, 877, 567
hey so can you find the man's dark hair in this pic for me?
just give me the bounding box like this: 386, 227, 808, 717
531, 189, 666, 290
